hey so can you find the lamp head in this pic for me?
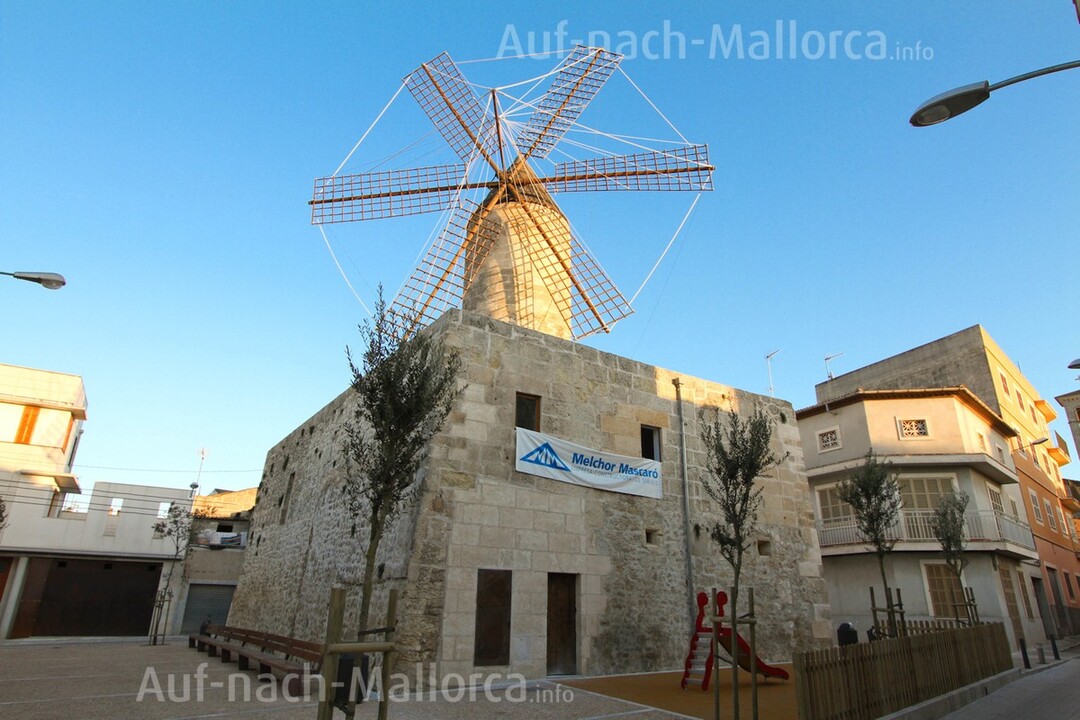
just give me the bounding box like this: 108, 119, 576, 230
2, 271, 66, 289
910, 81, 991, 126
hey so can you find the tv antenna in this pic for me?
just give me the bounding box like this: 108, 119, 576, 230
191, 447, 209, 498
824, 352, 844, 380
765, 350, 780, 397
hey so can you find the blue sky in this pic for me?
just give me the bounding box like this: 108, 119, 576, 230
2, 1, 1078, 495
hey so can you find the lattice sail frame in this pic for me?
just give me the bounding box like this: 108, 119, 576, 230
310, 46, 714, 340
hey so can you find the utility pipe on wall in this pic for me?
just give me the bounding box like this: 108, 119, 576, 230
673, 377, 696, 634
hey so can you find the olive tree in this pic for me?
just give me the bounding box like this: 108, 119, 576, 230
343, 289, 463, 637
699, 403, 787, 717
837, 449, 901, 632
149, 502, 194, 644
931, 489, 971, 621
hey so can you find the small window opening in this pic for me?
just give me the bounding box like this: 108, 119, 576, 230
641, 425, 661, 461
515, 393, 541, 431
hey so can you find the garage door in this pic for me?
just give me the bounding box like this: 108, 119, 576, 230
181, 584, 236, 633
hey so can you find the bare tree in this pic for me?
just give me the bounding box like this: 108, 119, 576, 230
699, 403, 787, 717
149, 502, 194, 644
0, 496, 8, 531
837, 449, 901, 632
343, 288, 463, 638
931, 489, 971, 622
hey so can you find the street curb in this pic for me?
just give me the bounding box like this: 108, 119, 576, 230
878, 668, 1021, 720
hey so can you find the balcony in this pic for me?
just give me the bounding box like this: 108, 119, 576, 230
818, 510, 1036, 553
1048, 432, 1071, 466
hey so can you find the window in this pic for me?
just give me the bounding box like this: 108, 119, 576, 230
987, 485, 1004, 516
640, 425, 661, 461
899, 476, 952, 510
108, 498, 123, 516
6, 406, 72, 448
157, 502, 172, 519
1009, 497, 1020, 520
217, 523, 234, 533
1065, 573, 1077, 601
996, 445, 1006, 464
1029, 489, 1044, 524
14, 406, 39, 444
1030, 405, 1039, 424
898, 418, 929, 439
1017, 570, 1035, 619
817, 486, 852, 524
515, 393, 541, 431
1015, 390, 1024, 410
976, 434, 987, 452
1045, 500, 1058, 531
817, 427, 841, 452
1000, 372, 1010, 397
645, 528, 661, 545
925, 563, 964, 617
46, 491, 84, 517
474, 569, 512, 666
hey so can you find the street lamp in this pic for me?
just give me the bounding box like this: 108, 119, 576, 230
1069, 358, 1080, 370
0, 270, 66, 290
910, 59, 1080, 126
1018, 436, 1050, 455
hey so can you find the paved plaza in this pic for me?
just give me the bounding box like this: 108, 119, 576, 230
0, 639, 704, 720
1, 637, 1077, 720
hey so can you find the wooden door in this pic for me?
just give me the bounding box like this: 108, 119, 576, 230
546, 573, 577, 675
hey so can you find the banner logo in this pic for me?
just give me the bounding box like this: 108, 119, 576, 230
520, 442, 571, 471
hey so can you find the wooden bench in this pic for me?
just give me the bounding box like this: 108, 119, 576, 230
188, 624, 323, 694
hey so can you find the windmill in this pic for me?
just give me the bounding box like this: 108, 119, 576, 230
310, 46, 713, 340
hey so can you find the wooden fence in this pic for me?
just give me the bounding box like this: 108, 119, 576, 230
793, 622, 1013, 720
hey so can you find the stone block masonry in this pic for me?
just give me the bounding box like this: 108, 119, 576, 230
230, 310, 831, 683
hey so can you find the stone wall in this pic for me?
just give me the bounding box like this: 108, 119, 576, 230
230, 310, 831, 681
815, 325, 997, 411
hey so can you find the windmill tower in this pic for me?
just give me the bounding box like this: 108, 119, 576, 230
310, 46, 713, 340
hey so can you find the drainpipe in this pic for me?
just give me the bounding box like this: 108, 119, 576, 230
672, 378, 696, 633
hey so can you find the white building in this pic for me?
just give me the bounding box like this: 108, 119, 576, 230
0, 363, 192, 638
796, 386, 1046, 650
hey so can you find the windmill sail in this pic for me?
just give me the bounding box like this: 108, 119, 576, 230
311, 46, 713, 341
516, 46, 622, 161
404, 52, 501, 168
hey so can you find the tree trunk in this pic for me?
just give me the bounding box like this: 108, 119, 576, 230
730, 561, 741, 720
357, 514, 384, 640
877, 553, 894, 636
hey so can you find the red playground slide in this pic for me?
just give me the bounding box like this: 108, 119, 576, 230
680, 590, 789, 691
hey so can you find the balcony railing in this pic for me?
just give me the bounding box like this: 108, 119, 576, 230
818, 510, 1035, 551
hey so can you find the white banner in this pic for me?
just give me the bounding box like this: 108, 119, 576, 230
515, 428, 662, 499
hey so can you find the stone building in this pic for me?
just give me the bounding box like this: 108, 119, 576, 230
230, 310, 831, 681
171, 488, 257, 635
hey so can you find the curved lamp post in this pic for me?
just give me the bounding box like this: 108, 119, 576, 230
910, 59, 1080, 126
1069, 358, 1080, 370
0, 270, 66, 290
